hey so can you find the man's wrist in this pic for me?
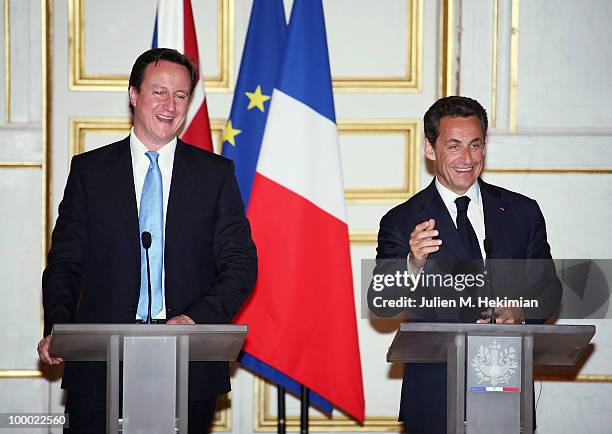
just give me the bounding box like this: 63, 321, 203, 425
407, 255, 423, 275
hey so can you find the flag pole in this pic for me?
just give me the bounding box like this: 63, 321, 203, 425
277, 385, 286, 434
300, 385, 309, 434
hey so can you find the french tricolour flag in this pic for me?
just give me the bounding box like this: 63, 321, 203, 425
235, 0, 365, 421
152, 0, 213, 151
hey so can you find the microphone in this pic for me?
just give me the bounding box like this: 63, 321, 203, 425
141, 231, 153, 324
483, 239, 495, 324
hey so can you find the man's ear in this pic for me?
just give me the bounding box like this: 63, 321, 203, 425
424, 138, 436, 161
128, 86, 138, 108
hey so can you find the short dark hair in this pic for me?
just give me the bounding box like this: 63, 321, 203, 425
423, 96, 488, 145
128, 48, 198, 114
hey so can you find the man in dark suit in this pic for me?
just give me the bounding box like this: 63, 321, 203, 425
37, 48, 257, 433
369, 96, 561, 433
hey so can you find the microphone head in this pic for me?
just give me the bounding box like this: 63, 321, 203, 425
483, 238, 493, 252
141, 231, 152, 249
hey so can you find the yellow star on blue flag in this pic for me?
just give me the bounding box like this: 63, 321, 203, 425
245, 85, 271, 112
223, 120, 241, 146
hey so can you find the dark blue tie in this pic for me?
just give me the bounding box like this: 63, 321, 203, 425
455, 196, 482, 260
137, 151, 164, 321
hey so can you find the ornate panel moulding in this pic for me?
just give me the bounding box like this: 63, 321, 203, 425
0, 376, 230, 430
491, 0, 499, 127
67, 0, 233, 92
508, 0, 520, 133
66, 0, 421, 93
440, 0, 513, 130
484, 167, 612, 174
1, 0, 54, 385
439, 0, 455, 98
68, 117, 225, 159
0, 162, 43, 168
349, 231, 378, 245
253, 377, 402, 432
340, 119, 420, 204
333, 0, 422, 92
212, 394, 231, 432
4, 0, 11, 124
0, 370, 44, 378
68, 117, 416, 246
68, 117, 421, 203
252, 374, 612, 433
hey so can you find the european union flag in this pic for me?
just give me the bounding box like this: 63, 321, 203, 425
221, 0, 286, 207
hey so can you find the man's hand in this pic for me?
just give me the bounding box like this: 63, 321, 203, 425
408, 219, 442, 270
37, 335, 64, 365
167, 314, 196, 325
477, 307, 524, 324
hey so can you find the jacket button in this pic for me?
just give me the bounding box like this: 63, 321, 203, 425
130, 306, 136, 312
137, 271, 141, 279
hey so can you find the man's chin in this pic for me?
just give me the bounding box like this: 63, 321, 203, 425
450, 175, 477, 185
152, 129, 180, 144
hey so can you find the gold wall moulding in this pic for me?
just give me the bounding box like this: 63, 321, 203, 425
340, 119, 420, 204
68, 0, 233, 92
212, 394, 231, 432
4, 0, 11, 124
333, 0, 422, 92
491, 0, 499, 127
0, 162, 43, 168
43, 0, 52, 261
209, 118, 225, 154
440, 0, 503, 127
69, 118, 133, 159
66, 0, 421, 93
484, 167, 612, 174
509, 0, 520, 132
439, 0, 455, 97
254, 377, 402, 432
0, 370, 43, 378
69, 117, 420, 205
68, 117, 226, 159
349, 231, 378, 245
536, 375, 612, 383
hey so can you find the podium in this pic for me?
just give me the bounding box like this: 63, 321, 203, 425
50, 324, 247, 434
387, 323, 595, 434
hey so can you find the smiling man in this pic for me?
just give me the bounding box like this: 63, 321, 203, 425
373, 96, 561, 433
38, 48, 257, 433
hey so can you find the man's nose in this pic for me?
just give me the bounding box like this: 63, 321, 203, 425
458, 146, 473, 163
164, 95, 176, 111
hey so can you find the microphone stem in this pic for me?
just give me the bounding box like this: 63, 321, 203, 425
145, 247, 152, 324
488, 260, 495, 324
484, 241, 495, 324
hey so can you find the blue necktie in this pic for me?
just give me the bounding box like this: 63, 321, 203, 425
137, 151, 164, 321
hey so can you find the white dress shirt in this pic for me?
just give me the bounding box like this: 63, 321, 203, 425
408, 179, 487, 272
435, 178, 486, 259
130, 129, 177, 319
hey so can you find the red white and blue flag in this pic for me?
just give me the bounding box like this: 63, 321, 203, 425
232, 0, 365, 421
152, 0, 213, 151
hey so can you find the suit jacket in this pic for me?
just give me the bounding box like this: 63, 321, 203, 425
42, 137, 258, 400
370, 178, 561, 433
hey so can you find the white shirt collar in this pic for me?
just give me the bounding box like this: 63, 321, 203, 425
129, 128, 177, 171
435, 178, 482, 211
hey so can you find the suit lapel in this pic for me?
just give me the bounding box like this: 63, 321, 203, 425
479, 178, 507, 259
106, 137, 140, 257
422, 180, 468, 259
165, 140, 196, 255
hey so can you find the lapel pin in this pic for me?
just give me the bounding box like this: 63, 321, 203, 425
499, 206, 505, 212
